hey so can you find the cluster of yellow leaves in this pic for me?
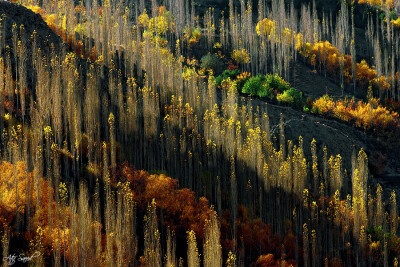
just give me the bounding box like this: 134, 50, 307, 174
391, 17, 400, 27
25, 5, 46, 15
231, 48, 251, 64
148, 15, 170, 35
138, 11, 150, 28
257, 18, 303, 48
182, 66, 198, 80
312, 95, 400, 132
358, 0, 394, 8
138, 7, 173, 36
356, 60, 377, 86
280, 27, 298, 45
300, 41, 353, 79
183, 28, 201, 46
256, 18, 275, 37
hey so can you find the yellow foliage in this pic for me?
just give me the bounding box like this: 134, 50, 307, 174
0, 161, 41, 215
358, 0, 394, 8
149, 15, 169, 35
45, 14, 57, 29
312, 95, 400, 132
391, 17, 400, 27
371, 76, 391, 92
356, 60, 377, 86
295, 33, 304, 50
311, 95, 336, 114
231, 49, 251, 64
26, 5, 46, 15
213, 42, 222, 49
182, 67, 197, 81
138, 10, 150, 28
256, 18, 275, 36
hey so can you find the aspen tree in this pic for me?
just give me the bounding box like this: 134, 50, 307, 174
390, 191, 398, 234
187, 230, 200, 267
78, 182, 92, 265
165, 228, 177, 267
144, 199, 162, 267
311, 139, 319, 194
350, 4, 356, 94
201, 210, 221, 267
303, 223, 309, 267
311, 229, 317, 267
230, 155, 238, 246
226, 251, 237, 267
1, 228, 9, 267
376, 184, 383, 226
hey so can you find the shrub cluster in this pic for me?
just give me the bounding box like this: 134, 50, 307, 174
215, 69, 241, 87
311, 95, 400, 133
242, 75, 272, 98
241, 73, 292, 99
200, 53, 224, 75
277, 88, 303, 107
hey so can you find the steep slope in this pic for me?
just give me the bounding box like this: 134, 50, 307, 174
0, 1, 63, 54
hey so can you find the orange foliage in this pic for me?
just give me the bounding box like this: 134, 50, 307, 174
0, 161, 72, 257
312, 95, 400, 134
256, 254, 276, 266
25, 5, 97, 60
371, 75, 391, 92
158, 6, 167, 16
114, 163, 213, 240
74, 5, 86, 14
0, 161, 49, 225
383, 98, 400, 112
0, 160, 216, 263
300, 41, 353, 82
356, 60, 377, 87
300, 42, 396, 95
221, 206, 298, 266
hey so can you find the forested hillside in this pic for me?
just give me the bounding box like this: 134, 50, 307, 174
0, 0, 399, 266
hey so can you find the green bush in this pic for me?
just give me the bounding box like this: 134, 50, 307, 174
222, 69, 241, 79
215, 69, 241, 87
200, 53, 224, 75
242, 75, 273, 98
214, 75, 224, 86
277, 88, 303, 107
266, 73, 291, 93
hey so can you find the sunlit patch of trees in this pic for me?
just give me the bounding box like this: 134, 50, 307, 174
311, 95, 400, 134
358, 0, 394, 9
